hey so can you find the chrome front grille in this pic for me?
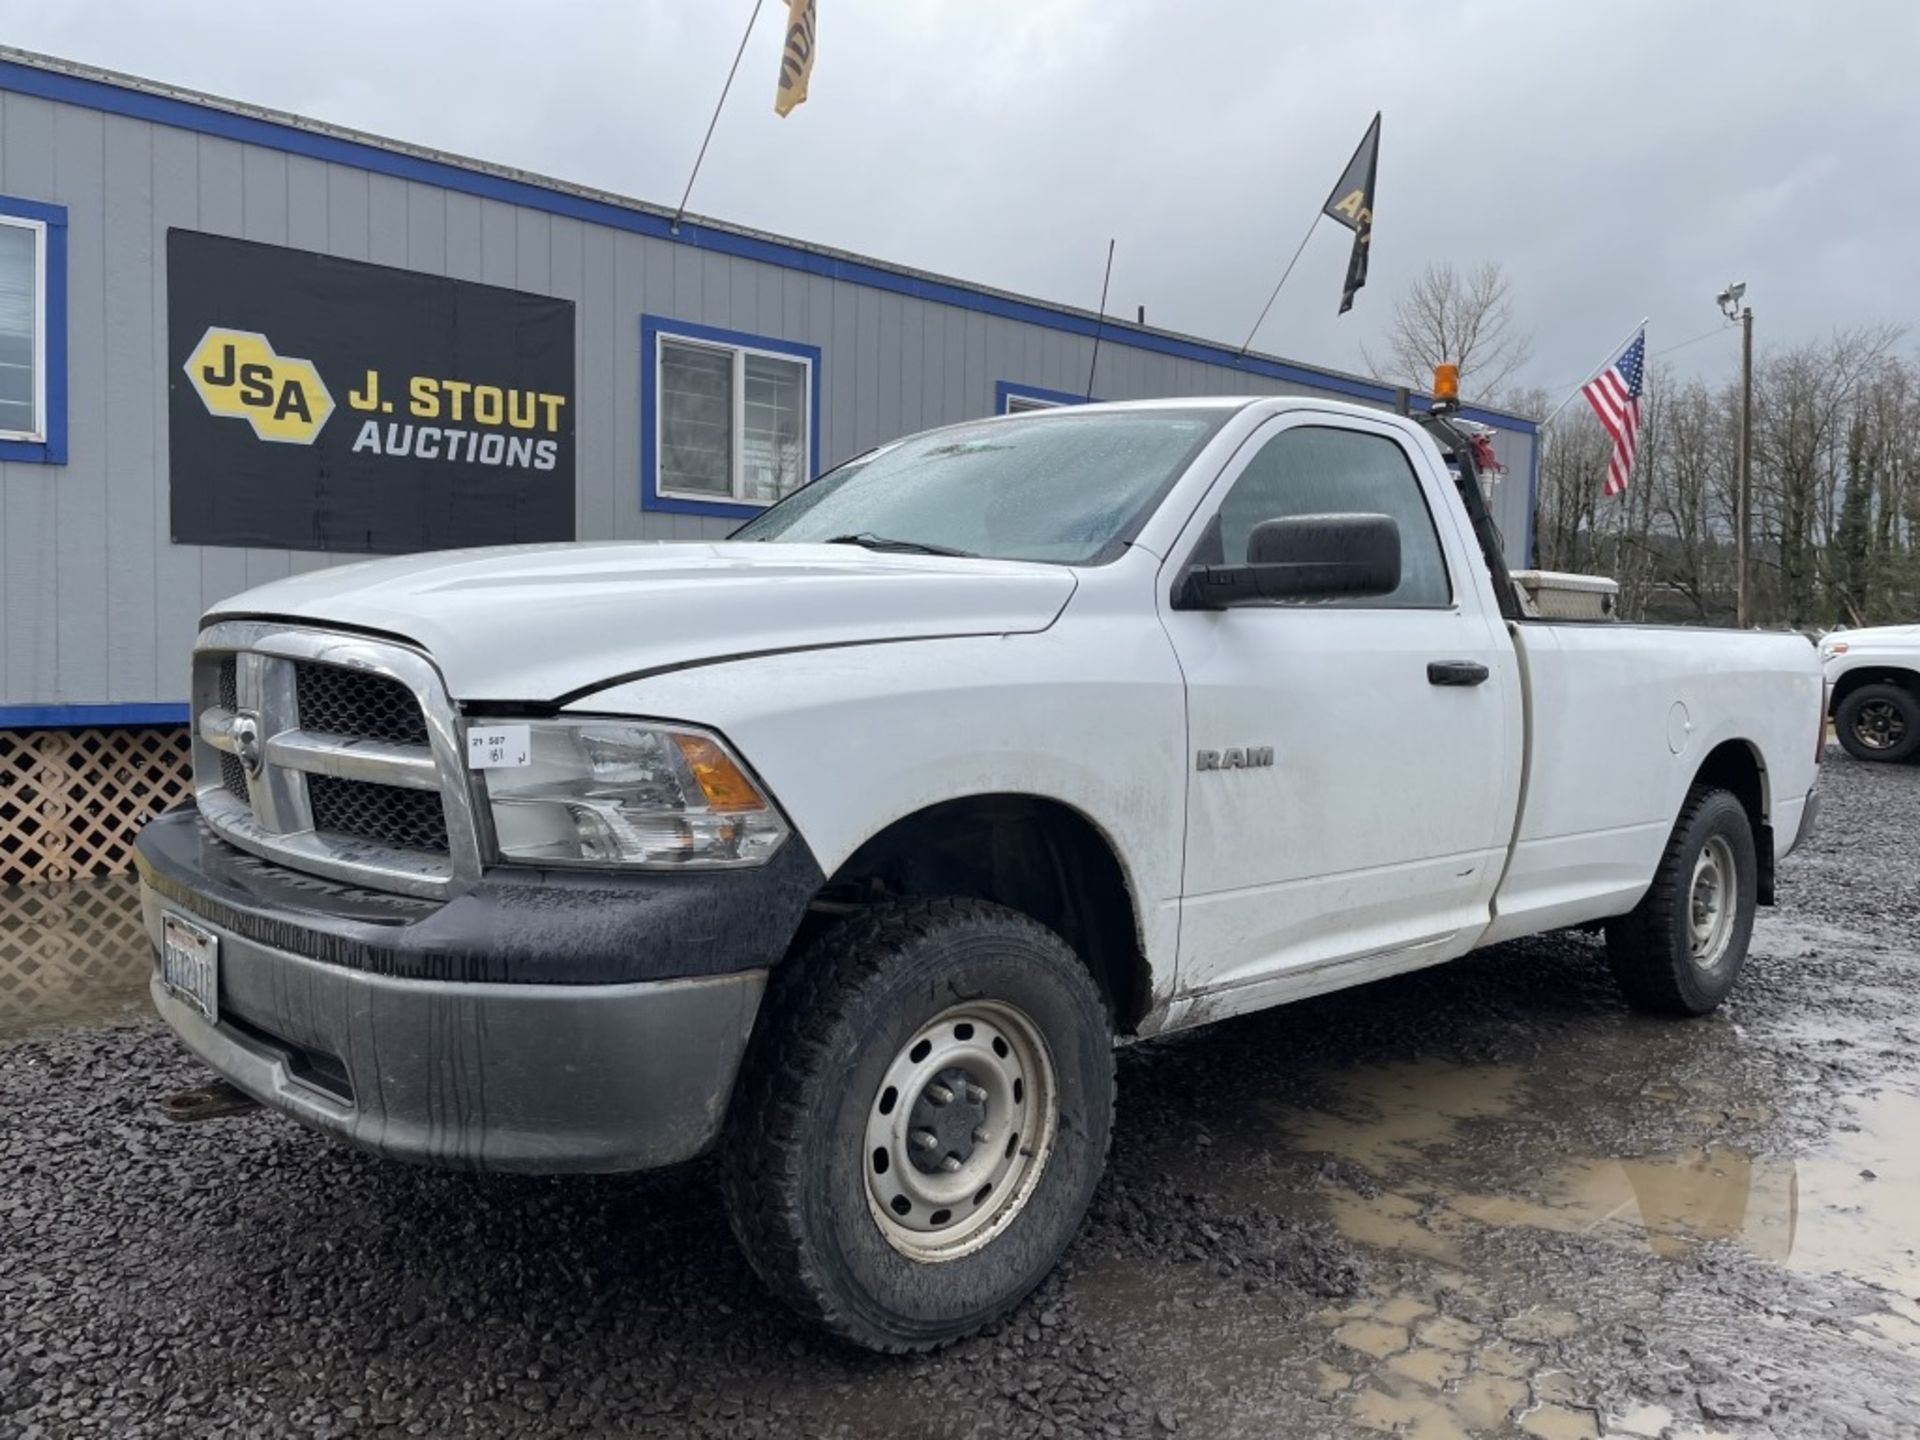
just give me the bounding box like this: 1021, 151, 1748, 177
308, 774, 450, 853
190, 621, 484, 898
219, 750, 249, 802
293, 663, 429, 746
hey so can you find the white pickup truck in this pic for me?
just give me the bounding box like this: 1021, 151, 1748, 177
1822, 623, 1920, 762
136, 395, 1824, 1351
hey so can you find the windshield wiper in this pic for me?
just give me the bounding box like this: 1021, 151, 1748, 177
822, 532, 978, 558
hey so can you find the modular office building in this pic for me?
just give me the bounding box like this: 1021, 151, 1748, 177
0, 47, 1540, 883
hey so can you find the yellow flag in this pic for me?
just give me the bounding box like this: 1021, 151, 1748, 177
775, 0, 816, 117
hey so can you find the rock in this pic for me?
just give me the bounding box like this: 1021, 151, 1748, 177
1697, 1384, 1769, 1423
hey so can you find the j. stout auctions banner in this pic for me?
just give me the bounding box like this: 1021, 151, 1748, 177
168, 230, 575, 553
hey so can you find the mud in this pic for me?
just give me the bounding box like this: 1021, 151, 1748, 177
3, 751, 1919, 1438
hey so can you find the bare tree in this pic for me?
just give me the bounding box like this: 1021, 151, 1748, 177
1369, 260, 1534, 402
1530, 324, 1920, 630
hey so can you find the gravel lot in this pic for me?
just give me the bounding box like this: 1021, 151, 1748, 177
4, 750, 1919, 1439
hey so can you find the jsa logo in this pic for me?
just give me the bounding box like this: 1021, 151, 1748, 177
185, 328, 335, 444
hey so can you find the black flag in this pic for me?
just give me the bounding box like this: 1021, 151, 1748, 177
1321, 113, 1380, 314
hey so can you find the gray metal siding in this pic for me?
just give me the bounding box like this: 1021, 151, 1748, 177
0, 87, 1537, 710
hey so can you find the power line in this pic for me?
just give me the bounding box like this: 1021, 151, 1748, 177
1651, 321, 1741, 362
1532, 321, 1737, 399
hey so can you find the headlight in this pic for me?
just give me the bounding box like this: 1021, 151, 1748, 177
478, 719, 789, 869
1823, 641, 1848, 658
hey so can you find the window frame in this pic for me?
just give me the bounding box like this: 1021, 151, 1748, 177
642, 315, 821, 519
0, 196, 67, 465
994, 380, 1094, 415
1178, 416, 1460, 612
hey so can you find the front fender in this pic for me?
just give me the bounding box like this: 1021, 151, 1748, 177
573, 623, 1188, 990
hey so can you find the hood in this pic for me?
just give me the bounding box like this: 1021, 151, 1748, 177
208, 542, 1078, 702
1825, 623, 1919, 650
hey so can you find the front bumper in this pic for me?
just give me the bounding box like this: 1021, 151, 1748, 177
144, 897, 763, 1172
133, 806, 818, 1172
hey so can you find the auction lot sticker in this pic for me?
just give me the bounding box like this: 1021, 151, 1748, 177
167, 230, 575, 554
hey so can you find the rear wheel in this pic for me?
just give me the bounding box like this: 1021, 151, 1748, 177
721, 897, 1114, 1352
1835, 682, 1920, 763
1605, 787, 1757, 1016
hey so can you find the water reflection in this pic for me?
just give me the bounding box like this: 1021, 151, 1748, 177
1280, 1060, 1920, 1321
1452, 1145, 1799, 1263
0, 875, 152, 1037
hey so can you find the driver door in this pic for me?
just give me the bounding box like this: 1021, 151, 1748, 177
1157, 412, 1520, 1012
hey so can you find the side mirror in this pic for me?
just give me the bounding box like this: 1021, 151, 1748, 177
1173, 513, 1401, 609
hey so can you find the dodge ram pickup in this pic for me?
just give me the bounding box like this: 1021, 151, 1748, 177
136, 393, 1825, 1351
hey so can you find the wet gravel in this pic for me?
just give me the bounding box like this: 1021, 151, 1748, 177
3, 750, 1919, 1439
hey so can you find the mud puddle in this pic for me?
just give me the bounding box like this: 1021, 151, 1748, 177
1270, 1058, 1920, 1313
0, 875, 152, 1037
1250, 1051, 1920, 1436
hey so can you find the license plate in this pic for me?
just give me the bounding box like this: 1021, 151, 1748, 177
161, 913, 219, 1024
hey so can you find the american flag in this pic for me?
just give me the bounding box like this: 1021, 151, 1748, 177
1582, 330, 1646, 497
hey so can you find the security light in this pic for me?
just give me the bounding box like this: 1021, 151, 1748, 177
1716, 281, 1747, 320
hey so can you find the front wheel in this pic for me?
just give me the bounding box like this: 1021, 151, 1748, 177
1604, 787, 1758, 1016
721, 897, 1115, 1352
1835, 682, 1920, 763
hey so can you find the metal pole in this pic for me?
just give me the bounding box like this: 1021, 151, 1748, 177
1538, 316, 1650, 429
671, 0, 767, 234
1237, 214, 1321, 357
1736, 305, 1754, 627
1086, 239, 1115, 402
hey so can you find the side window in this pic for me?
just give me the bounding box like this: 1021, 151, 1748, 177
1212, 425, 1452, 607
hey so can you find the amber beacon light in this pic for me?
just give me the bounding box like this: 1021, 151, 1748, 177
1432, 363, 1460, 404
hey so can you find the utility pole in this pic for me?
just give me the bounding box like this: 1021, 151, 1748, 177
1718, 281, 1754, 627
1736, 304, 1754, 628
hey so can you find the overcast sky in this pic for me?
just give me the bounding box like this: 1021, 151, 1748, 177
4, 0, 1916, 404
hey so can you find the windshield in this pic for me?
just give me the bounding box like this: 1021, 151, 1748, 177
731, 409, 1229, 564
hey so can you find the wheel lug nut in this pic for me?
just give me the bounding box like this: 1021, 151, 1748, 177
964, 1083, 988, 1104
940, 1155, 963, 1172
911, 1129, 939, 1151
973, 1126, 990, 1145
926, 1084, 954, 1106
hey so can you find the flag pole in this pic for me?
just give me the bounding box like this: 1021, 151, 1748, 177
1086, 239, 1116, 400
1539, 316, 1649, 428
1236, 214, 1321, 358
672, 0, 768, 234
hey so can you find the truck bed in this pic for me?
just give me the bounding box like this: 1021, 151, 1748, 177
1479, 620, 1823, 945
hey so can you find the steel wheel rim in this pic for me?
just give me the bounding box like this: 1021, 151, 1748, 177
1853, 700, 1907, 752
1688, 834, 1737, 971
864, 999, 1059, 1263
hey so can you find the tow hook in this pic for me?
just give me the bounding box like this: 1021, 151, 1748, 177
158, 1079, 261, 1122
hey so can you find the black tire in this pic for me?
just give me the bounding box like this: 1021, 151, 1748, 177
1604, 787, 1757, 1017
1835, 682, 1920, 763
721, 897, 1115, 1353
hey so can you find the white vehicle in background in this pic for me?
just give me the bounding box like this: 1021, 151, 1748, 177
1823, 625, 1920, 762
136, 385, 1825, 1351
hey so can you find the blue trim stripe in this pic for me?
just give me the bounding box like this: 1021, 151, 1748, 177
0, 193, 68, 465
995, 380, 1096, 412
641, 315, 824, 520
0, 702, 190, 729
0, 57, 1534, 437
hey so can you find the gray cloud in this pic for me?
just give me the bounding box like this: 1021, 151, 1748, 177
4, 0, 1915, 403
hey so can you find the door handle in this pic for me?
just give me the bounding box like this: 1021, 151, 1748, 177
1427, 660, 1490, 687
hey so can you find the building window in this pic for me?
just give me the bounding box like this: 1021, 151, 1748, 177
994, 380, 1092, 415
0, 196, 66, 465
643, 316, 821, 518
